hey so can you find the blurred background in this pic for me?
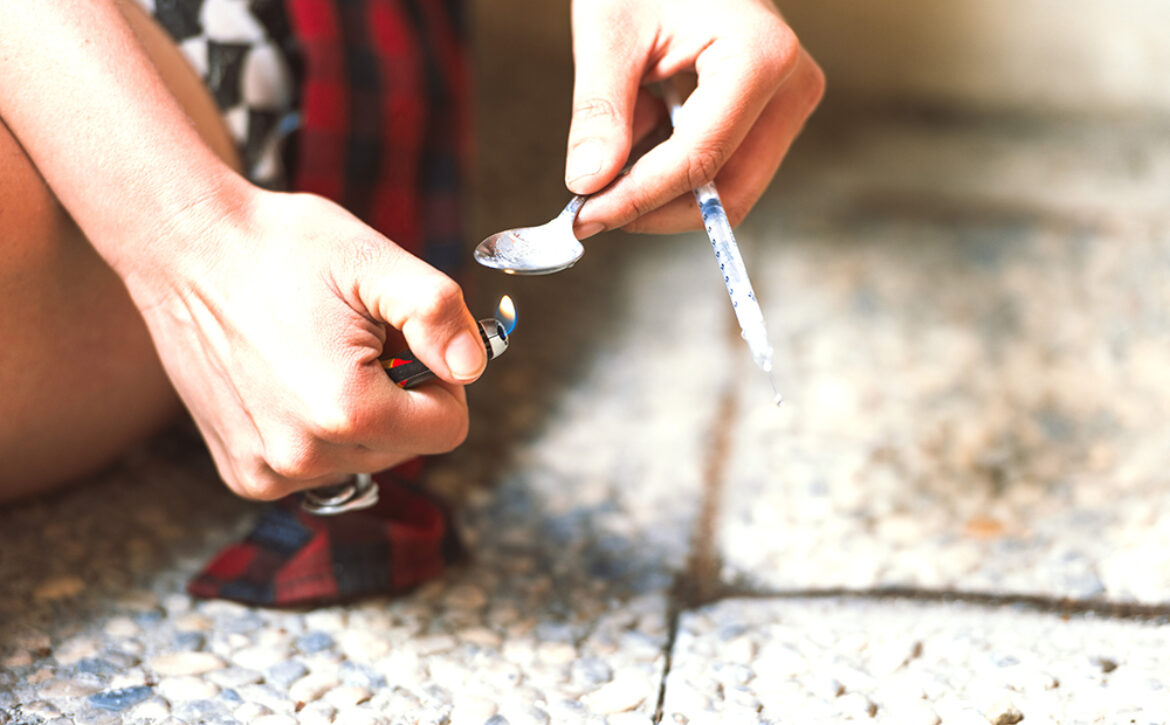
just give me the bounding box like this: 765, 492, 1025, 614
785, 0, 1170, 117
469, 0, 1170, 231
472, 0, 1170, 123
465, 0, 1170, 604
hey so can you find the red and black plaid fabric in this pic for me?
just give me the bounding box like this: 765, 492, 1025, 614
190, 0, 471, 606
189, 461, 463, 605
285, 0, 471, 275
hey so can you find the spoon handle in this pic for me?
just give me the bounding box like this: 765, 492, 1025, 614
557, 194, 588, 221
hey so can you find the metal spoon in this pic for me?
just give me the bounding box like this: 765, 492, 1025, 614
474, 194, 587, 275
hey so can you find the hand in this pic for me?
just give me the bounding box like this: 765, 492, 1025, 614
565, 0, 824, 237
122, 187, 487, 500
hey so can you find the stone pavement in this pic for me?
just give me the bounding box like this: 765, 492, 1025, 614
721, 114, 1170, 604
4, 108, 1170, 724
6, 6, 1170, 723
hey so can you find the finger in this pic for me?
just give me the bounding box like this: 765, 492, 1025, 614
575, 88, 668, 239
621, 49, 825, 235
575, 19, 800, 233
243, 374, 469, 491
629, 87, 669, 154
330, 380, 469, 467
344, 364, 470, 457
566, 0, 651, 195
195, 412, 344, 501
287, 334, 472, 455
343, 241, 486, 384
232, 358, 470, 500
252, 469, 344, 500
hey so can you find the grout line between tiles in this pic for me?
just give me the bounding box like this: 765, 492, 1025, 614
654, 308, 746, 723
704, 584, 1170, 622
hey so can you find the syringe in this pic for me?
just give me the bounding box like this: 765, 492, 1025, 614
661, 82, 781, 404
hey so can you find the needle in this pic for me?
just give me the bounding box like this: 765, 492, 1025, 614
660, 80, 781, 405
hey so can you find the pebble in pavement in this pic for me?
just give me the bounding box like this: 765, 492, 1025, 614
4, 112, 1170, 725
719, 118, 1170, 604
0, 234, 716, 724
664, 597, 1170, 725
0, 450, 677, 724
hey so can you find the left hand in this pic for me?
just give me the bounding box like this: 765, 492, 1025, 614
565, 0, 824, 238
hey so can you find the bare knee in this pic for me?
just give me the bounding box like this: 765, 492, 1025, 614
0, 3, 240, 500
0, 123, 180, 498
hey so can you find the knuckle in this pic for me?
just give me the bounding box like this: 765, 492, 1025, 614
753, 22, 800, 83
624, 190, 656, 224
344, 237, 383, 272
805, 59, 827, 109
334, 235, 387, 284
228, 463, 287, 501
685, 144, 726, 189
308, 400, 364, 443
572, 96, 622, 126
435, 415, 470, 453
415, 276, 464, 324
412, 407, 470, 455
264, 437, 322, 482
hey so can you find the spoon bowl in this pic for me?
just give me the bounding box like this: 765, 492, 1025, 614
474, 195, 587, 275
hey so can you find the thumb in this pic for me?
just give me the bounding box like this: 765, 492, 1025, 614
566, 1, 647, 196
352, 244, 486, 384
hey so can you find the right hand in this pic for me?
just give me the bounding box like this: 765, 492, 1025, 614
565, 0, 824, 237
121, 185, 486, 500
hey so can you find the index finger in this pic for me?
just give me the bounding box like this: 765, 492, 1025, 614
574, 22, 799, 233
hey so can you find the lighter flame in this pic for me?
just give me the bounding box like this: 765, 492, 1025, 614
496, 295, 517, 335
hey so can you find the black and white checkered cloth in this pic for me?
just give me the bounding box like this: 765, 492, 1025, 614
136, 0, 300, 188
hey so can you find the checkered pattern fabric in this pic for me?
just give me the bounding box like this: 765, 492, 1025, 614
141, 0, 470, 266
138, 0, 301, 188
159, 0, 473, 605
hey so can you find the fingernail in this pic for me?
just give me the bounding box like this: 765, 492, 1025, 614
575, 221, 605, 240
445, 329, 486, 380
566, 140, 604, 185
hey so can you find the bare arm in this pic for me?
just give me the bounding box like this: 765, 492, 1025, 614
0, 1, 487, 499
0, 1, 242, 278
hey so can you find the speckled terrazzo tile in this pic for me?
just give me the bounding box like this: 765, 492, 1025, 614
716, 118, 1170, 602
0, 232, 721, 724
401, 235, 729, 723
250, 236, 726, 723
0, 434, 255, 723
0, 3, 715, 721
663, 596, 1170, 725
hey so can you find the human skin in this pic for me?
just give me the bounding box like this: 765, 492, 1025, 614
567, 0, 825, 237
0, 0, 233, 500
0, 0, 821, 504
0, 0, 485, 503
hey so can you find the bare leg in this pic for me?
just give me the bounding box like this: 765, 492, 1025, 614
0, 0, 240, 501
